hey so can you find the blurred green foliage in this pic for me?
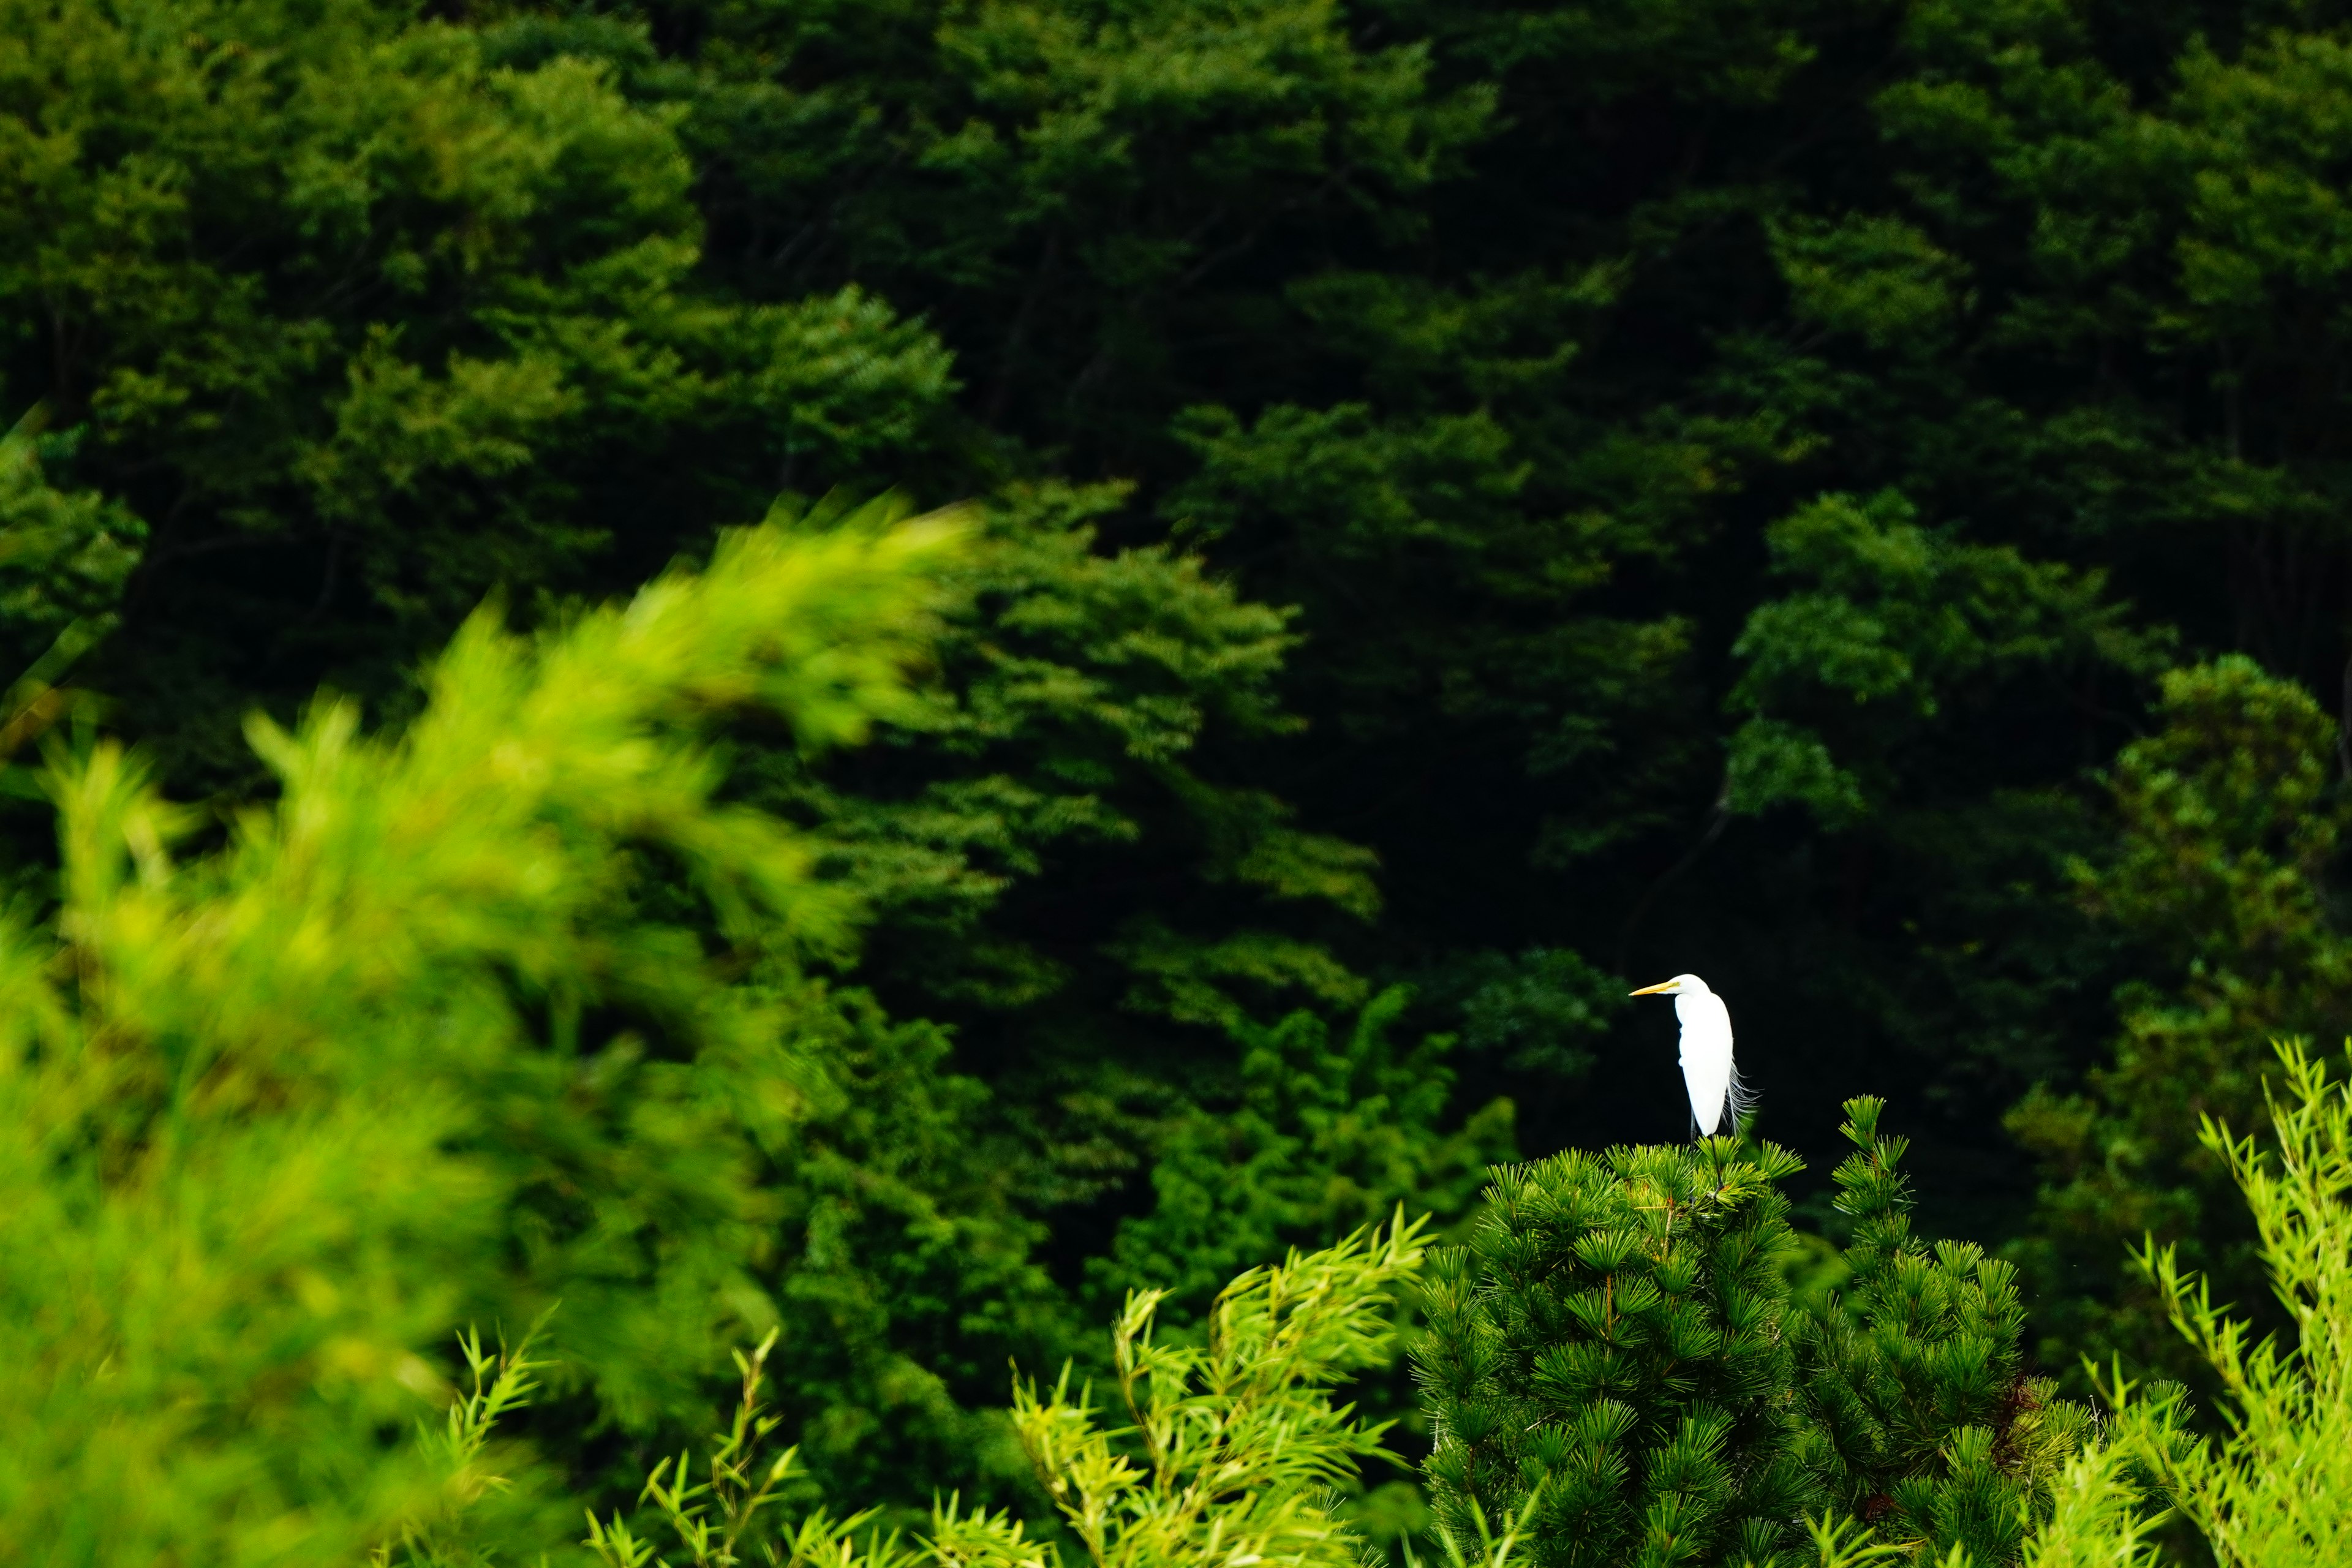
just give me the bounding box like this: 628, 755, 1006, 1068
0, 506, 963, 1560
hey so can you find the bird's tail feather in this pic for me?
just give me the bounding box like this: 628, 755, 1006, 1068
1718, 1059, 1756, 1138
1691, 1063, 1756, 1143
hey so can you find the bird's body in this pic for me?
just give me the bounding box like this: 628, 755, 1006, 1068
1629, 973, 1746, 1137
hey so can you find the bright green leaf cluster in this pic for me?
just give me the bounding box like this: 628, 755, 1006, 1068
0, 502, 960, 1562
1091, 984, 1515, 1315
1726, 491, 2164, 824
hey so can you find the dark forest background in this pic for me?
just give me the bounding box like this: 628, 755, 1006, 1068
9, 0, 2352, 1520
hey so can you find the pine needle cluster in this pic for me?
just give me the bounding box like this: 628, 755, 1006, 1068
1792, 1102, 2094, 1563
1416, 1137, 1817, 1568
1417, 1117, 2094, 1568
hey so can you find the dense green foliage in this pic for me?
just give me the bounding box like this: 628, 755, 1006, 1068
0, 487, 2343, 1563
1418, 1136, 1820, 1567
20, 0, 2352, 1553
1418, 1109, 2089, 1567
2008, 657, 2352, 1385
1790, 1103, 2091, 1562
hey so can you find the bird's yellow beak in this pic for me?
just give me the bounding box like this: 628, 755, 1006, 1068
1628, 979, 1679, 996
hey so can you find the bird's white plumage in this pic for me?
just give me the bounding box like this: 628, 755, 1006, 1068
1673, 982, 1735, 1136
1629, 972, 1745, 1137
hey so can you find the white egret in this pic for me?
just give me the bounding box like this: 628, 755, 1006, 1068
1628, 973, 1747, 1138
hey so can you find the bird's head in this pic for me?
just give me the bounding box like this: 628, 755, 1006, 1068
1629, 973, 1708, 998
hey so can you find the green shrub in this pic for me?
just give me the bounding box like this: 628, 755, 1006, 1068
1416, 1136, 1819, 1568
2026, 1040, 2352, 1567
1417, 1112, 2092, 1568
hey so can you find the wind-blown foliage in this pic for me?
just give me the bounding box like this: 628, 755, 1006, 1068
0, 505, 960, 1562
